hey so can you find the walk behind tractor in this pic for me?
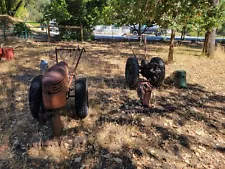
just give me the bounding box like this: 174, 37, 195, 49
124, 37, 166, 107
29, 46, 88, 137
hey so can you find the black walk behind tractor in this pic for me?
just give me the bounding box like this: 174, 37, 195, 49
125, 36, 166, 107
29, 46, 88, 137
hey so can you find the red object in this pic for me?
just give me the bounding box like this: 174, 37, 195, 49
42, 61, 69, 109
137, 81, 154, 107
0, 48, 14, 61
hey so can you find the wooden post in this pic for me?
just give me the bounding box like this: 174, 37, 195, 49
47, 22, 51, 42
80, 24, 83, 42
24, 23, 28, 39
3, 22, 6, 41
144, 35, 147, 60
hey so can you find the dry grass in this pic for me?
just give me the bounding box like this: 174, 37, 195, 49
0, 39, 225, 168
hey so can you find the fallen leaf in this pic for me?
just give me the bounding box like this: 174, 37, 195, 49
113, 157, 122, 163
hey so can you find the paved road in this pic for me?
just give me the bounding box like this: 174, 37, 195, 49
94, 34, 225, 43
32, 29, 225, 43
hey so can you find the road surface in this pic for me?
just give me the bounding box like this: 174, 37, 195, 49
93, 34, 225, 43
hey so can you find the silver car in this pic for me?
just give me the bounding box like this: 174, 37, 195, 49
130, 24, 166, 36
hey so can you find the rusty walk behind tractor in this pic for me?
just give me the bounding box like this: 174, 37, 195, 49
125, 56, 166, 89
29, 47, 88, 136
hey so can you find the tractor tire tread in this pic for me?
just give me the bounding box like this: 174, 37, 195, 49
75, 76, 88, 119
29, 75, 43, 121
125, 57, 139, 89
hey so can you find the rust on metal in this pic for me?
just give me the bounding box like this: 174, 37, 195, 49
51, 114, 63, 137
73, 48, 85, 74
42, 61, 69, 109
33, 46, 86, 137
137, 81, 155, 107
0, 47, 14, 61
55, 47, 85, 89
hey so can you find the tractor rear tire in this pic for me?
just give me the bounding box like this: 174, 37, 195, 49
149, 57, 165, 87
29, 75, 43, 122
75, 76, 88, 119
125, 57, 139, 89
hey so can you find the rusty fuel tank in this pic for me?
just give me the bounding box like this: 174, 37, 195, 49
42, 61, 69, 109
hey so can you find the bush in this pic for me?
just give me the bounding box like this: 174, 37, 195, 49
187, 31, 205, 37
59, 27, 93, 41
13, 23, 31, 37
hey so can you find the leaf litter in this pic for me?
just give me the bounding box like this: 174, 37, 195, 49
0, 40, 224, 168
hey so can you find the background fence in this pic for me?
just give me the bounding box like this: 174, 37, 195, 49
0, 22, 43, 41
0, 21, 84, 42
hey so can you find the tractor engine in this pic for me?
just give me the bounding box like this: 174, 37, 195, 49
139, 57, 165, 87
42, 61, 69, 109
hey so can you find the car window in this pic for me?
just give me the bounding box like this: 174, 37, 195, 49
112, 25, 119, 29
141, 25, 147, 29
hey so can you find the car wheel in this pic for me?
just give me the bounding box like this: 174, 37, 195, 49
125, 57, 139, 89
132, 30, 138, 35
155, 32, 162, 36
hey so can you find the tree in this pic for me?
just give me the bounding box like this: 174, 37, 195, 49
155, 0, 201, 62
102, 0, 157, 37
154, 0, 225, 62
43, 0, 71, 41
0, 0, 50, 21
51, 0, 108, 41
217, 22, 225, 36
0, 0, 24, 16
24, 0, 50, 21
60, 0, 107, 29
44, 0, 71, 23
102, 0, 210, 62
201, 0, 224, 57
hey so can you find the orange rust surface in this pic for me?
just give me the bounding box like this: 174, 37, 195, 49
42, 61, 69, 109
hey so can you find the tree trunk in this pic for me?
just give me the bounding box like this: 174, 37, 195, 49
0, 0, 7, 14
11, 0, 23, 17
202, 30, 210, 55
47, 23, 51, 42
3, 21, 6, 41
206, 28, 216, 58
80, 24, 83, 42
205, 0, 219, 58
0, 0, 4, 14
181, 26, 186, 41
138, 22, 141, 41
168, 29, 175, 62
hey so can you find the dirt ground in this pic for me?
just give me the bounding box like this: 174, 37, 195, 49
0, 39, 224, 169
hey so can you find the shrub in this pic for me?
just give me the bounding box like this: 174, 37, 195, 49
13, 23, 31, 37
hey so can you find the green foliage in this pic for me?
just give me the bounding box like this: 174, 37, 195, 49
13, 22, 31, 36
59, 27, 93, 41
152, 0, 225, 36
155, 0, 196, 31
44, 0, 71, 22
51, 0, 107, 41
0, 0, 25, 16
217, 22, 225, 35
188, 30, 205, 37
102, 0, 156, 26
60, 29, 77, 41
14, 2, 27, 19
0, 0, 51, 21
25, 0, 50, 21
62, 0, 107, 28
